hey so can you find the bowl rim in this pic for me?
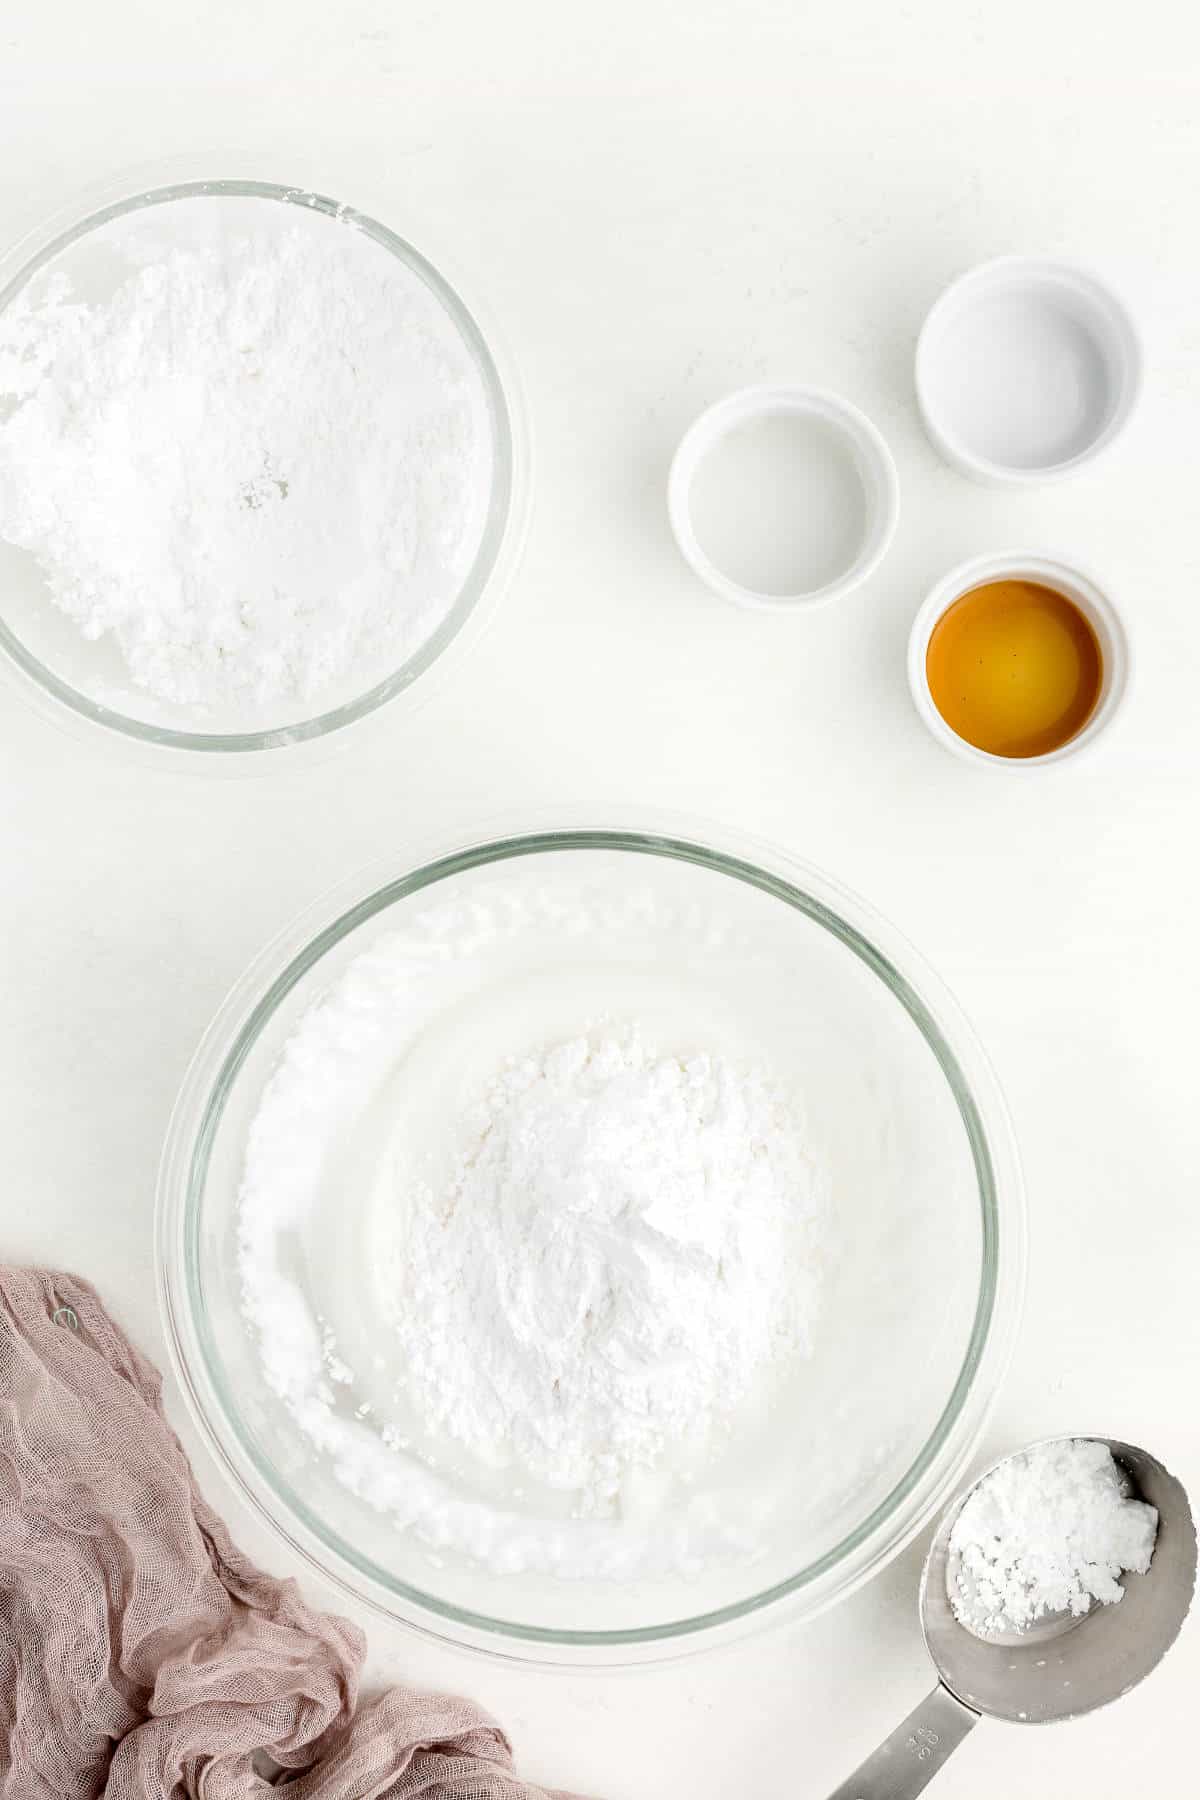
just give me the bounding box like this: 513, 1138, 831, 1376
0, 174, 527, 756
155, 816, 1026, 1665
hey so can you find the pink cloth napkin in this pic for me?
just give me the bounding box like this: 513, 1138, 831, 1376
0, 1267, 588, 1800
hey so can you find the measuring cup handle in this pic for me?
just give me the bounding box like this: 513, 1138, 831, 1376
823, 1683, 979, 1800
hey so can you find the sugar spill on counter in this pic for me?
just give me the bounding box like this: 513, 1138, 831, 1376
0, 198, 492, 712
949, 1439, 1158, 1635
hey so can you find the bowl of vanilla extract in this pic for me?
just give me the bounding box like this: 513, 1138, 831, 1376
908, 551, 1131, 768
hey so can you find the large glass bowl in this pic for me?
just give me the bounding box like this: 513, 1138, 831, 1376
156, 823, 1025, 1663
0, 177, 524, 755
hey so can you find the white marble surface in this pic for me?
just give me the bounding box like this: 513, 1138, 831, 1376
1, 2, 1197, 1793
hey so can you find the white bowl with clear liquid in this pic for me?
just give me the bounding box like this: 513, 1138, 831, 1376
668, 386, 899, 611
157, 819, 1024, 1665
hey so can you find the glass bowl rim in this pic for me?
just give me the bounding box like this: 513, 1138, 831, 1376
156, 819, 1026, 1663
0, 175, 523, 754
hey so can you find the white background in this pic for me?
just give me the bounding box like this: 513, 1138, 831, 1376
1, 2, 1198, 1794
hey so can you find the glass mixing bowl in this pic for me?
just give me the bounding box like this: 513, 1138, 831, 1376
156, 823, 1025, 1664
0, 177, 524, 755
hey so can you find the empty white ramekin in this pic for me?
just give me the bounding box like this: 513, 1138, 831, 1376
915, 258, 1142, 485
668, 385, 899, 611
908, 552, 1132, 768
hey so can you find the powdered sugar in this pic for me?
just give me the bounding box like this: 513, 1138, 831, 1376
0, 197, 492, 713
379, 1029, 824, 1516
236, 874, 831, 1578
949, 1439, 1158, 1635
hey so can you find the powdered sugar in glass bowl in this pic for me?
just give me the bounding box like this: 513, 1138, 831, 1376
0, 177, 524, 755
157, 821, 1025, 1664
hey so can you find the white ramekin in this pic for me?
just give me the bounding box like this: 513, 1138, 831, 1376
908, 552, 1132, 769
915, 257, 1142, 485
667, 384, 899, 611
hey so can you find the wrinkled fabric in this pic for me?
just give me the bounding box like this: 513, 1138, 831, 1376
0, 1267, 587, 1800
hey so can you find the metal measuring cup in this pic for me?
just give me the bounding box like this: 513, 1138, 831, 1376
827, 1437, 1195, 1799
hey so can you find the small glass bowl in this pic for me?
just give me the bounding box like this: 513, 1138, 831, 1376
156, 818, 1025, 1665
0, 177, 527, 757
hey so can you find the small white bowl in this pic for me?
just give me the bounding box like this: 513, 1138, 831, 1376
668, 385, 899, 611
915, 258, 1142, 484
908, 552, 1132, 769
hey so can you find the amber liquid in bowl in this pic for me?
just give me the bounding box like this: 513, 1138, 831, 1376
926, 579, 1103, 759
